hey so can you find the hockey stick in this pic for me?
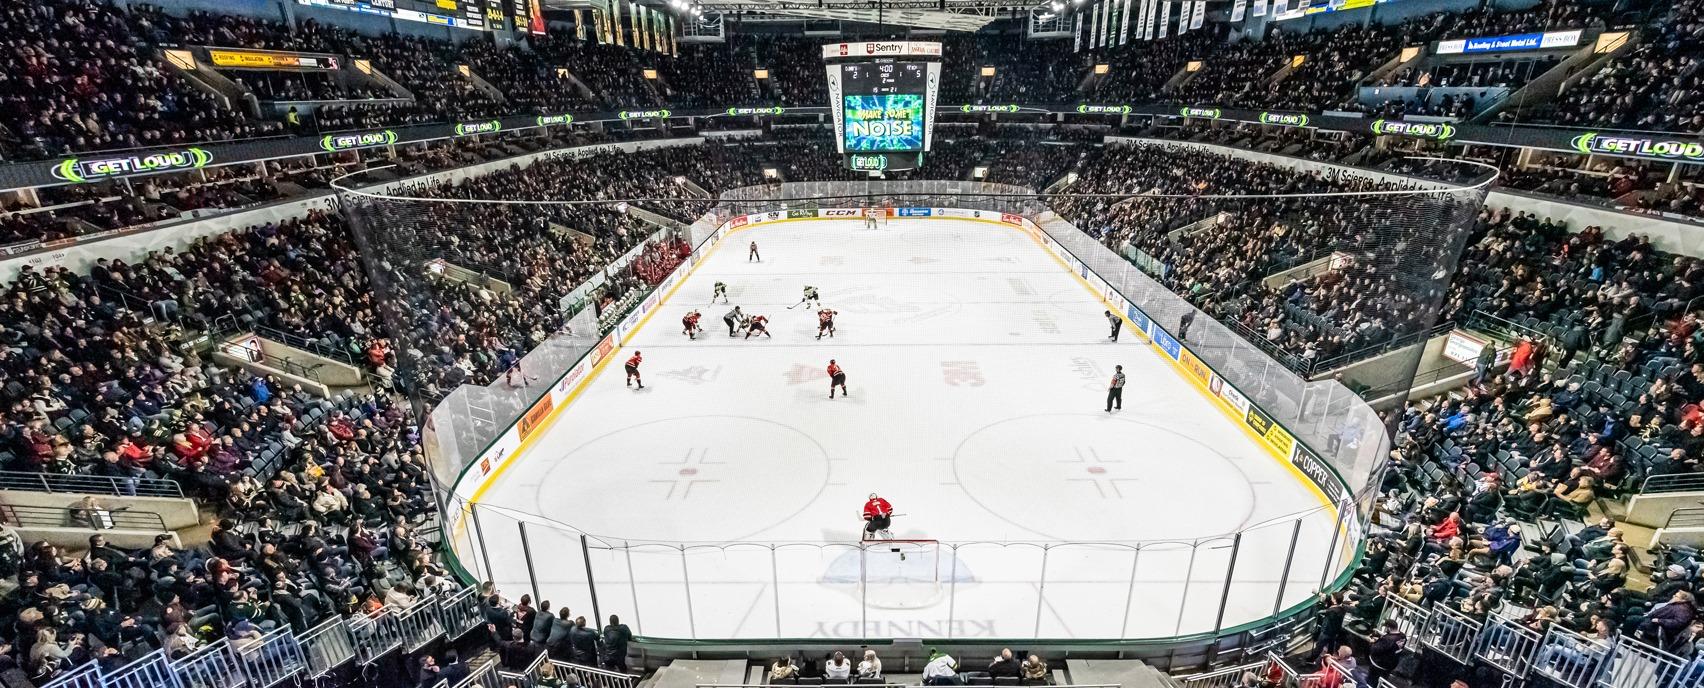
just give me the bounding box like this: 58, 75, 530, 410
787, 299, 806, 310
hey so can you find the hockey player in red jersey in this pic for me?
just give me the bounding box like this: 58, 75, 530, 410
625, 351, 643, 388
827, 359, 848, 399
862, 493, 894, 538
816, 309, 838, 340
745, 314, 771, 339
682, 310, 703, 340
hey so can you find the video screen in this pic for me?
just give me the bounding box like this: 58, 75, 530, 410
842, 94, 926, 152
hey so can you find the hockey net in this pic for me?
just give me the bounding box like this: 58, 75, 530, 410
860, 208, 888, 229
857, 537, 943, 609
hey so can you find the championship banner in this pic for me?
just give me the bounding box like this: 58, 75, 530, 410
1097, 0, 1109, 47
1075, 13, 1084, 52
612, 0, 623, 45
1121, 0, 1133, 45
1190, 0, 1205, 29
1253, 0, 1266, 15
1177, 1, 1189, 32
1089, 1, 1099, 49
1146, 0, 1158, 39
1138, 0, 1150, 40
1103, 0, 1114, 46
1231, 0, 1246, 21
1159, 1, 1170, 38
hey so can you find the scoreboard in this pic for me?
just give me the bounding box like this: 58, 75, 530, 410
295, 0, 543, 33
825, 42, 941, 172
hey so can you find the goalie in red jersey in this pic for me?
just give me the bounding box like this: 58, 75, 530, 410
862, 493, 895, 539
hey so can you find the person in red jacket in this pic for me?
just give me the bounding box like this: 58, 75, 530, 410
626, 352, 644, 389
862, 493, 894, 538
827, 359, 847, 399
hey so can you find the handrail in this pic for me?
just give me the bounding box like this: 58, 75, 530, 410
252, 324, 363, 366
0, 470, 183, 498
1306, 321, 1457, 377
1639, 473, 1704, 495
1178, 658, 1271, 686
0, 503, 167, 531
30, 584, 488, 687
1662, 507, 1704, 530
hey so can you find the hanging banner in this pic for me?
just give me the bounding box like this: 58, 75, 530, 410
1089, 1, 1100, 48
1190, 0, 1204, 28
1104, 0, 1117, 47
1231, 0, 1246, 21
1075, 13, 1084, 52
1104, 0, 1117, 46
1121, 0, 1133, 44
1159, 1, 1170, 38
1178, 1, 1189, 33
614, 0, 624, 45
1146, 0, 1158, 39
1253, 0, 1266, 15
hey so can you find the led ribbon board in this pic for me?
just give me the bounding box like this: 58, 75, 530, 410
1571, 132, 1704, 162
51, 148, 213, 183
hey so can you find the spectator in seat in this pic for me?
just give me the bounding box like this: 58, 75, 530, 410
824, 651, 852, 682
858, 650, 883, 679
769, 657, 798, 682
1641, 591, 1697, 651
1021, 655, 1048, 684
987, 648, 1022, 680
210, 519, 252, 563
923, 649, 959, 686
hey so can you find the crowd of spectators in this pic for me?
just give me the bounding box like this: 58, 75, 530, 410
1056, 143, 1454, 366
1524, 0, 1704, 132
0, 0, 284, 161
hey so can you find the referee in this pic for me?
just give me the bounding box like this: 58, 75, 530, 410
1106, 365, 1125, 412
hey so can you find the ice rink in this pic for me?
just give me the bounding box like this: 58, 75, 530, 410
463, 217, 1344, 640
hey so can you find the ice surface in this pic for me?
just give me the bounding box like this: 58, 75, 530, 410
462, 219, 1341, 640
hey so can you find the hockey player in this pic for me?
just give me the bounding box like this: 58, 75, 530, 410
862, 493, 894, 539
827, 359, 848, 399
749, 241, 760, 262
711, 281, 728, 304
795, 285, 821, 309
745, 314, 771, 339
625, 351, 644, 389
682, 310, 703, 340
723, 306, 744, 337
816, 308, 838, 340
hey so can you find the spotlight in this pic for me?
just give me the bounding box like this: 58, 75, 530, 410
1050, 1, 1064, 11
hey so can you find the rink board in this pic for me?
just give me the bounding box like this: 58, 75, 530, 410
448, 210, 1350, 640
